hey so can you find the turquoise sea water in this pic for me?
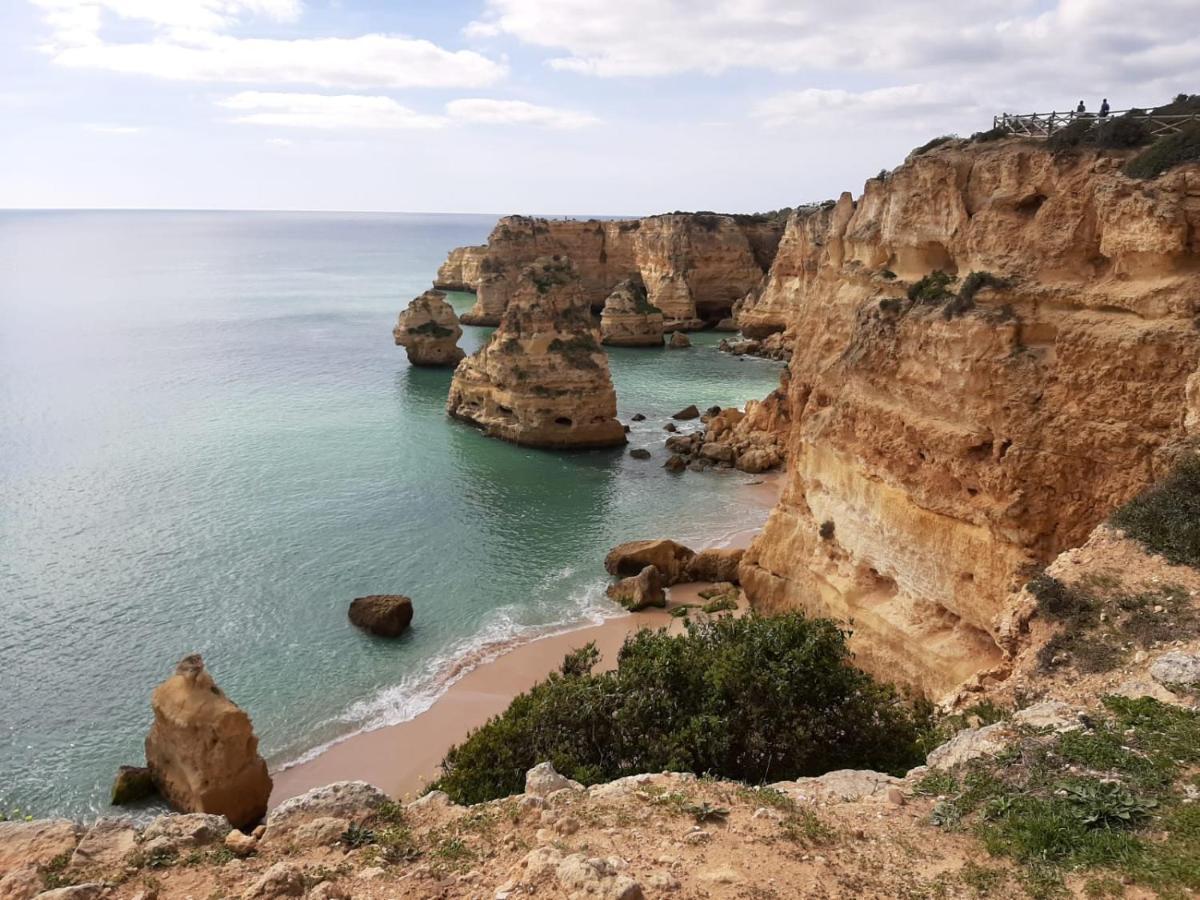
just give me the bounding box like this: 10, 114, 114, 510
0, 211, 783, 819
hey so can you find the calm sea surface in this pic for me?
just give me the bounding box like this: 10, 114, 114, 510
0, 211, 783, 818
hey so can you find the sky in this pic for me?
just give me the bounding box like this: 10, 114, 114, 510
2, 0, 1198, 215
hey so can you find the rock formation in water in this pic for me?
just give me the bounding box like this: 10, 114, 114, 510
446, 256, 626, 449
738, 138, 1200, 698
348, 594, 414, 637
144, 654, 272, 830
599, 278, 663, 347
440, 213, 785, 328
393, 290, 465, 367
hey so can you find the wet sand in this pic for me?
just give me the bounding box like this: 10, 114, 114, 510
269, 472, 779, 806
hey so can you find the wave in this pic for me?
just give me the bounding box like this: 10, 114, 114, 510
275, 574, 618, 772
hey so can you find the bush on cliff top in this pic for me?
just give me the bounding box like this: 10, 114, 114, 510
1110, 454, 1200, 567
1124, 122, 1200, 179
431, 613, 934, 805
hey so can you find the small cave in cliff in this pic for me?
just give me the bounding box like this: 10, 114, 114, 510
554, 416, 573, 426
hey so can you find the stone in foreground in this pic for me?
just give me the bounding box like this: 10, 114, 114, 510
447, 256, 626, 449
392, 289, 465, 367
347, 594, 413, 637
144, 654, 272, 830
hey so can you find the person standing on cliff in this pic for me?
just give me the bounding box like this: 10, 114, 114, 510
1099, 98, 1111, 117
1076, 100, 1086, 114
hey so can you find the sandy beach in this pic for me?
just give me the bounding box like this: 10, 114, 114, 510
269, 471, 780, 806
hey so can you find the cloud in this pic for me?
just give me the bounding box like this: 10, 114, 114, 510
467, 0, 1200, 122
219, 92, 446, 129
753, 85, 980, 129
219, 92, 599, 131
30, 0, 507, 89
82, 122, 143, 133
446, 98, 598, 128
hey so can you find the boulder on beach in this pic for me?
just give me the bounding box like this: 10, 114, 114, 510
688, 547, 745, 584
605, 565, 666, 611
144, 654, 272, 831
605, 539, 695, 585
629, 448, 651, 460
348, 594, 414, 638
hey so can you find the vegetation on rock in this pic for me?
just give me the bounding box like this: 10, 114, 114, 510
432, 614, 934, 805
1110, 455, 1200, 568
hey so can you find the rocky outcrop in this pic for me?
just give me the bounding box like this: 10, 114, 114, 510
447, 256, 626, 450
739, 140, 1200, 698
605, 565, 666, 610
145, 654, 272, 830
439, 214, 785, 328
605, 539, 695, 585
433, 244, 489, 292
393, 290, 464, 367
348, 594, 413, 637
0, 820, 79, 876
659, 389, 790, 475
599, 279, 663, 347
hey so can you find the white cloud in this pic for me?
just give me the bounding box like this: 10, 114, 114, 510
82, 122, 143, 133
467, 0, 1200, 124
753, 84, 980, 129
446, 98, 598, 128
30, 0, 507, 89
220, 92, 446, 129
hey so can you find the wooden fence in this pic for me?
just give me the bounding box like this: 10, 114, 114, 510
994, 109, 1200, 138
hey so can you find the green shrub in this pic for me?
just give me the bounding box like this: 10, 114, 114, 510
912, 135, 956, 156
971, 126, 1008, 143
1124, 122, 1200, 179
944, 271, 1011, 318
409, 320, 454, 338
431, 614, 934, 804
1110, 455, 1200, 567
907, 270, 956, 303
547, 333, 601, 370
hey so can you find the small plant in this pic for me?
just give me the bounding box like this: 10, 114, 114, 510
39, 852, 73, 890
912, 135, 957, 156
409, 320, 454, 338
701, 594, 737, 614
948, 271, 1011, 318
971, 126, 1008, 143
559, 642, 599, 678
879, 269, 897, 280
686, 801, 729, 823
340, 821, 376, 848
1060, 781, 1156, 829
818, 520, 835, 540
907, 270, 956, 303
1110, 455, 1200, 567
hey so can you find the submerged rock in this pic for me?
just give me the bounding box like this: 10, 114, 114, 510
629, 448, 651, 460
144, 655, 272, 830
667, 331, 692, 349
110, 765, 156, 806
347, 594, 414, 638
393, 289, 465, 367
600, 278, 664, 347
672, 405, 700, 420
447, 256, 626, 450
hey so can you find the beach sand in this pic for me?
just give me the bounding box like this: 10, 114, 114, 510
269, 472, 780, 806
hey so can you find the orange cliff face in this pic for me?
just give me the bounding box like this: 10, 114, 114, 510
435, 214, 784, 330
738, 139, 1200, 699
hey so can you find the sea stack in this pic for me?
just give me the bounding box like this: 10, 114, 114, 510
393, 289, 465, 367
447, 255, 626, 449
599, 278, 664, 347
144, 654, 272, 830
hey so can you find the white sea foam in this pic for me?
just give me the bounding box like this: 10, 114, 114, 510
277, 577, 618, 771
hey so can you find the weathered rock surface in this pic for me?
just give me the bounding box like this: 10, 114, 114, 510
525, 762, 583, 797
347, 594, 413, 638
243, 861, 305, 899
33, 885, 106, 900
687, 548, 745, 583
447, 256, 626, 449
145, 655, 272, 830
141, 813, 231, 855
109, 765, 154, 806
438, 213, 784, 329
0, 865, 40, 900
68, 818, 137, 874
599, 279, 663, 347
0, 820, 78, 876
772, 769, 903, 803
1150, 651, 1200, 686
604, 539, 696, 585
666, 331, 691, 349
263, 782, 389, 844
392, 289, 464, 367
605, 565, 666, 611
739, 143, 1200, 698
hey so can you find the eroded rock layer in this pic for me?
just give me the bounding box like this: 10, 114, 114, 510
393, 290, 464, 367
600, 278, 663, 347
446, 256, 626, 449
739, 140, 1200, 698
441, 214, 784, 328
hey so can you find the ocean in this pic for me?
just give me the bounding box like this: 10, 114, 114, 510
0, 210, 783, 819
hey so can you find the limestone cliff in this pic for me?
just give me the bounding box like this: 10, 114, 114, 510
393, 290, 465, 367
446, 256, 626, 449
599, 278, 663, 346
441, 214, 783, 328
739, 139, 1200, 698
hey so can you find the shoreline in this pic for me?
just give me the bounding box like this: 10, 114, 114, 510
268, 470, 780, 807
